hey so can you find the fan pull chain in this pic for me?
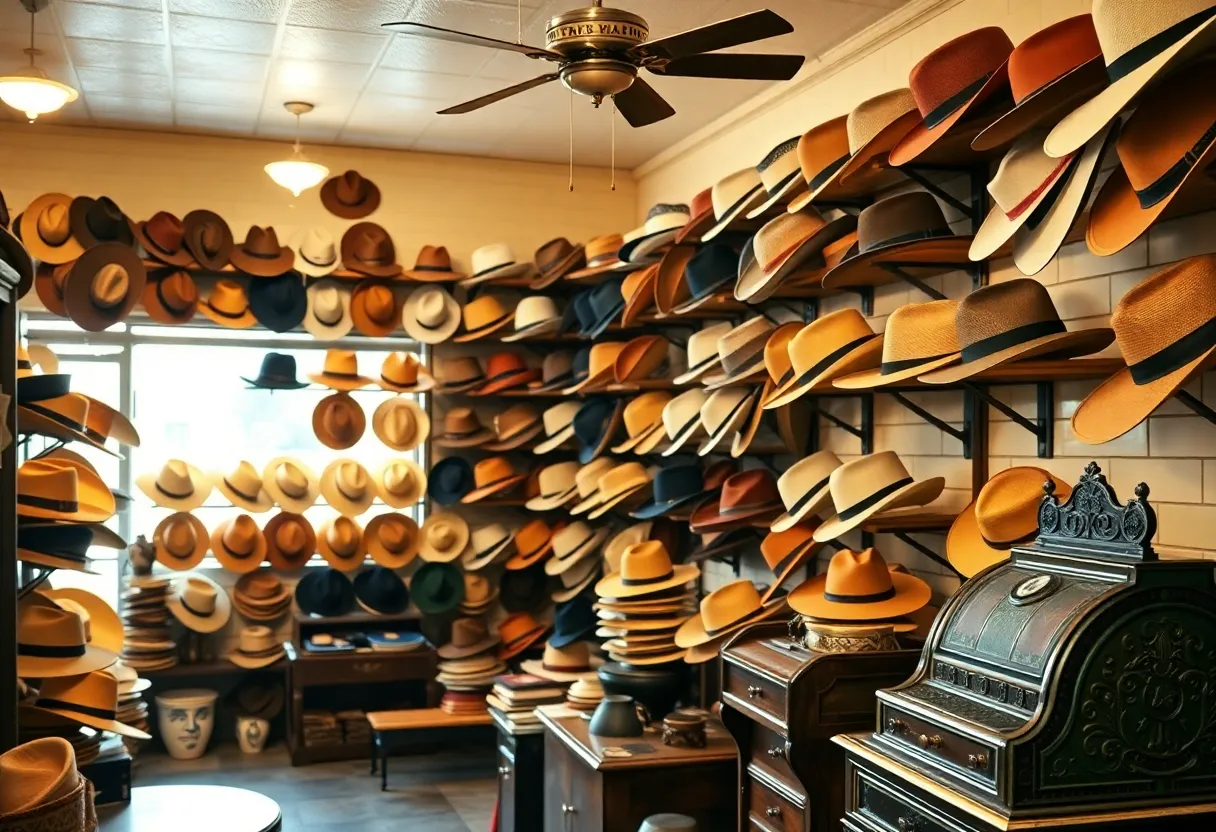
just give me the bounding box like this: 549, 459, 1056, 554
568, 89, 575, 192
516, 0, 522, 43
610, 99, 617, 191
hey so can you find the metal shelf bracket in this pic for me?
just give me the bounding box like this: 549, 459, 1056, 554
962, 381, 1054, 458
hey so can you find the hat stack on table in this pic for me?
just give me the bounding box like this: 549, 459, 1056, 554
594, 541, 699, 666
437, 618, 504, 713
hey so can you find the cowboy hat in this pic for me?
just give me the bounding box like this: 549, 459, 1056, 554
403, 244, 463, 281
376, 458, 425, 508
309, 348, 373, 391
18, 393, 116, 456
526, 461, 581, 511
140, 269, 197, 325
294, 567, 355, 616
532, 237, 586, 289
364, 513, 420, 569
17, 601, 116, 678
672, 244, 738, 315
735, 210, 857, 303
705, 318, 773, 390
660, 388, 710, 456
819, 90, 921, 202
418, 512, 470, 563
31, 670, 151, 740
619, 204, 691, 263
427, 456, 475, 506
165, 574, 232, 633
317, 515, 367, 571
411, 561, 466, 616
379, 352, 435, 393
759, 523, 822, 602
833, 300, 961, 389
595, 541, 699, 599
402, 284, 460, 343
675, 580, 786, 648
701, 169, 766, 243
762, 310, 883, 409
320, 459, 376, 516
199, 279, 257, 328
812, 451, 946, 542
483, 404, 543, 451
211, 514, 268, 573
18, 456, 114, 523
263, 511, 317, 571
620, 263, 660, 327
545, 522, 610, 576
340, 222, 402, 278
461, 523, 514, 570
351, 281, 400, 337
136, 459, 209, 511
453, 291, 518, 342
463, 243, 533, 286
292, 227, 341, 277
212, 460, 274, 512
243, 352, 309, 390
771, 450, 842, 533
520, 641, 596, 683
582, 463, 653, 520
182, 209, 233, 270
461, 456, 528, 503
695, 387, 759, 456
37, 587, 122, 653
689, 469, 783, 532
69, 195, 134, 249
21, 194, 85, 264
321, 169, 381, 219
312, 392, 366, 450
62, 243, 146, 332
228, 625, 285, 669
230, 226, 294, 277
788, 547, 931, 620
502, 295, 562, 341
262, 457, 319, 513
373, 396, 429, 451
746, 136, 805, 218
249, 273, 308, 333
303, 281, 353, 340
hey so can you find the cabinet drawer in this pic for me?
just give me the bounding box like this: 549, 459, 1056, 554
746, 771, 804, 832
851, 766, 953, 832
879, 705, 996, 785
292, 651, 434, 686
747, 725, 800, 793
723, 663, 788, 728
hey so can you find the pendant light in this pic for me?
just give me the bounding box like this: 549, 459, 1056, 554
0, 0, 79, 122
264, 101, 330, 197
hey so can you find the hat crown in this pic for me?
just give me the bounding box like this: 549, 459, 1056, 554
327, 517, 360, 556
323, 348, 359, 376
829, 451, 913, 513
663, 388, 709, 436
334, 461, 368, 500
312, 285, 345, 324
225, 460, 264, 498
274, 519, 307, 554
514, 295, 560, 327
181, 576, 217, 614
823, 547, 900, 603
541, 351, 573, 383
275, 461, 309, 498
485, 350, 530, 378
473, 456, 518, 488
553, 520, 593, 554
764, 322, 801, 383
429, 520, 458, 550
208, 279, 249, 315
756, 136, 801, 191
415, 288, 450, 326
360, 283, 396, 323
700, 387, 752, 433
469, 523, 506, 553
1110, 254, 1216, 365
642, 203, 690, 233
975, 466, 1056, 546
623, 392, 671, 436
587, 341, 626, 374
165, 516, 199, 556
686, 322, 732, 367
499, 611, 541, 643
599, 462, 648, 497
542, 640, 590, 671
223, 515, 259, 556
987, 130, 1068, 216
880, 299, 961, 364
198, 222, 225, 255
471, 243, 515, 274
683, 244, 737, 297
239, 625, 275, 653
382, 402, 417, 445
847, 89, 918, 152
376, 515, 411, 552
144, 211, 186, 253
720, 469, 780, 512
619, 540, 676, 583
494, 404, 538, 439
858, 191, 951, 252
778, 449, 842, 508
1117, 67, 1216, 191
38, 669, 118, 716
157, 459, 196, 497
19, 603, 88, 651
351, 227, 396, 264
91, 264, 130, 309
444, 406, 484, 436
907, 27, 1013, 119
242, 225, 283, 256
257, 351, 297, 381
718, 316, 775, 370
439, 356, 483, 385
301, 228, 337, 264
954, 278, 1064, 349
382, 460, 416, 496
322, 396, 360, 440
789, 308, 876, 377
335, 170, 371, 205
585, 233, 624, 266
413, 244, 452, 270
543, 401, 581, 436
701, 579, 764, 632
462, 293, 512, 329
653, 465, 703, 502
1008, 14, 1102, 103
38, 202, 72, 244
536, 237, 576, 270
711, 168, 762, 218
452, 617, 490, 647
1092, 0, 1214, 67
538, 461, 578, 495
575, 457, 615, 497
795, 115, 850, 185
516, 518, 552, 552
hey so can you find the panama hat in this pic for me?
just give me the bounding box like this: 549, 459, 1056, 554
595, 541, 699, 599
660, 388, 710, 456
18, 458, 114, 528
211, 514, 268, 574
376, 458, 425, 508
312, 392, 366, 450
763, 310, 883, 410
419, 512, 470, 563
379, 352, 435, 393
428, 457, 475, 506
782, 116, 852, 214
770, 450, 843, 533
364, 513, 419, 569
70, 195, 134, 249
834, 300, 961, 389
228, 626, 285, 669
31, 670, 150, 740
463, 243, 532, 286
822, 90, 922, 200
303, 281, 353, 340
672, 322, 731, 387
412, 561, 466, 616
1046, 0, 1216, 159
212, 461, 274, 512
520, 640, 595, 683
435, 356, 485, 393
17, 602, 116, 678
460, 523, 513, 570
320, 459, 376, 516
340, 222, 402, 278
689, 469, 783, 532
262, 457, 319, 512
373, 396, 429, 451
675, 580, 786, 649
505, 519, 557, 570
586, 463, 654, 520
474, 352, 541, 395
788, 547, 931, 620
619, 204, 691, 263
745, 136, 805, 218
18, 393, 114, 455
705, 318, 773, 389
37, 587, 122, 653
483, 404, 543, 451
264, 511, 317, 571
230, 226, 294, 277
317, 515, 367, 571
526, 461, 581, 511
813, 451, 946, 542
62, 243, 146, 332
321, 169, 381, 219
401, 284, 460, 344
735, 210, 857, 303
309, 348, 373, 391
620, 263, 660, 327
461, 456, 528, 503
696, 387, 758, 456
919, 279, 1114, 384
530, 401, 581, 455
433, 408, 492, 449
21, 194, 86, 264
610, 392, 671, 455
501, 295, 562, 341
452, 292, 517, 342
564, 342, 627, 394
759, 523, 823, 602
291, 227, 340, 277
701, 169, 767, 242
350, 281, 400, 337
165, 574, 232, 633
136, 459, 209, 511
197, 278, 256, 328
545, 522, 610, 576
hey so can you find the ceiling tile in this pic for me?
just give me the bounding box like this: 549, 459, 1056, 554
410, 105, 528, 156
407, 0, 536, 38
379, 33, 490, 74
174, 48, 268, 81
86, 94, 174, 121
66, 38, 168, 73
169, 13, 277, 54
175, 101, 261, 130
167, 0, 285, 24
255, 121, 341, 144
56, 2, 166, 45
76, 67, 172, 100
66, 0, 162, 10
274, 59, 372, 91
278, 26, 388, 62
287, 0, 412, 35
339, 129, 418, 149
175, 76, 265, 107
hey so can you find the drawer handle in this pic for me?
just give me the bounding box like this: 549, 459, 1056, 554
561, 803, 577, 814
747, 685, 763, 699
765, 807, 781, 819
498, 766, 511, 779
897, 816, 918, 832
886, 718, 907, 735
968, 752, 989, 770
916, 733, 943, 750
766, 746, 784, 759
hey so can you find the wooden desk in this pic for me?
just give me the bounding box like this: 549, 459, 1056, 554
99, 786, 281, 832
493, 709, 546, 832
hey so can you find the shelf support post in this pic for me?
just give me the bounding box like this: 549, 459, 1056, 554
962, 382, 1054, 459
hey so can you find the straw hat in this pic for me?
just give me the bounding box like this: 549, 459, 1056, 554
212, 460, 273, 513
788, 548, 931, 620
919, 279, 1114, 384
17, 603, 116, 678
834, 300, 961, 389
660, 388, 710, 455
292, 227, 340, 277
701, 169, 766, 242
453, 292, 517, 342
675, 580, 786, 648
364, 512, 419, 569
321, 169, 381, 219
312, 392, 366, 450
434, 358, 485, 394
696, 387, 758, 456
759, 523, 822, 602
262, 457, 319, 512
376, 458, 425, 508
32, 670, 151, 739
652, 244, 698, 316
152, 511, 209, 570
525, 461, 581, 511
435, 407, 494, 448
781, 116, 852, 214
317, 516, 367, 571
770, 450, 843, 532
20, 194, 85, 264
813, 451, 946, 542
402, 284, 460, 344
564, 458, 615, 512
403, 244, 463, 281
63, 243, 146, 332
484, 404, 543, 451
199, 279, 256, 328
473, 352, 540, 395
350, 281, 400, 337
460, 523, 513, 570
136, 459, 209, 511
379, 352, 434, 393
672, 323, 730, 386
520, 641, 595, 682
690, 469, 783, 532
674, 187, 714, 245
463, 243, 532, 286
610, 392, 671, 455
303, 281, 353, 340
502, 295, 562, 341
619, 203, 691, 263
497, 612, 548, 660
320, 459, 376, 516
745, 136, 805, 218
564, 342, 627, 394
1046, 0, 1216, 159
166, 574, 232, 633
595, 541, 699, 599
620, 263, 660, 326
575, 462, 651, 519
264, 511, 317, 571
309, 349, 373, 391
18, 394, 114, 456
419, 512, 470, 563
460, 456, 528, 503
762, 310, 882, 410
545, 522, 610, 576
506, 519, 557, 570
340, 222, 402, 278
824, 89, 921, 199
35, 587, 121, 653
948, 466, 1071, 577
735, 210, 857, 303
439, 618, 500, 660
531, 401, 581, 454
229, 625, 286, 669
372, 396, 429, 451
710, 319, 774, 390
211, 514, 268, 574
17, 457, 114, 526
1072, 255, 1216, 443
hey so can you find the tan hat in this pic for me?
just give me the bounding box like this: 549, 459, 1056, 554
379, 352, 435, 393
402, 284, 461, 344
32, 670, 151, 740
595, 541, 699, 599
813, 451, 946, 542
706, 318, 774, 389
460, 456, 527, 503
212, 460, 274, 512
525, 461, 581, 511
734, 210, 856, 303
675, 579, 786, 648
18, 457, 115, 526
610, 392, 671, 455
567, 457, 615, 508
20, 194, 85, 264
63, 243, 146, 332
439, 617, 500, 659
770, 450, 843, 533
0, 737, 93, 830
696, 387, 757, 456
701, 168, 766, 242
435, 407, 494, 448
652, 244, 697, 316
309, 348, 373, 391
364, 513, 420, 569
18, 393, 115, 457
229, 625, 285, 669
153, 511, 209, 570
318, 516, 367, 571
350, 281, 400, 337
564, 342, 627, 394
461, 523, 513, 570
660, 388, 709, 455
746, 136, 806, 218
262, 457, 319, 512
532, 401, 582, 454
303, 281, 353, 340
759, 523, 823, 602
762, 310, 883, 410
36, 587, 122, 653
233, 569, 292, 622
373, 396, 429, 451
825, 89, 921, 200
520, 640, 595, 683
453, 292, 516, 342
293, 227, 341, 277
165, 574, 232, 633
620, 263, 660, 327
264, 511, 317, 571
136, 459, 210, 511
672, 322, 730, 386
320, 459, 376, 516
17, 603, 116, 679
211, 514, 268, 574
483, 404, 544, 451
833, 300, 961, 389
199, 279, 257, 328
312, 392, 367, 451
783, 116, 850, 212
545, 522, 610, 576
376, 458, 425, 508
788, 547, 931, 620
419, 512, 470, 563
502, 295, 562, 341
572, 462, 650, 517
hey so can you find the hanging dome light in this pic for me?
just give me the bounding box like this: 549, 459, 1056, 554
264, 102, 329, 197
0, 1, 79, 122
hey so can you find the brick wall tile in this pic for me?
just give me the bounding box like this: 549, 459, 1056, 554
1048, 276, 1111, 320
1157, 503, 1216, 549
1055, 418, 1147, 457
1057, 237, 1147, 283
1107, 458, 1203, 504
1149, 416, 1216, 457
1148, 212, 1216, 265
874, 423, 943, 456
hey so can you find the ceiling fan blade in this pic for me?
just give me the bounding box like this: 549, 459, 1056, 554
614, 77, 676, 128
381, 21, 560, 60
632, 10, 793, 61
649, 53, 804, 81
438, 74, 560, 115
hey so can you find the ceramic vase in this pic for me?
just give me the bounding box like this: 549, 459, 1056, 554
155, 689, 218, 760
236, 716, 270, 754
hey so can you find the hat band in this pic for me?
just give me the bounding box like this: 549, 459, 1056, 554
23, 401, 86, 433
705, 605, 761, 637
540, 483, 577, 501
17, 358, 31, 371
472, 473, 520, 492
156, 278, 191, 314
770, 541, 812, 576
557, 530, 596, 561
862, 226, 951, 254
322, 369, 363, 379
471, 260, 516, 278
980, 526, 1038, 550
1024, 153, 1082, 233
1001, 155, 1074, 221
881, 352, 955, 375
543, 661, 590, 673
959, 318, 1065, 364
244, 246, 285, 261
836, 476, 914, 522
418, 313, 453, 331
302, 250, 337, 268
18, 492, 79, 514
784, 473, 832, 516
671, 408, 702, 441
206, 301, 248, 320
35, 698, 117, 721
157, 481, 194, 500
807, 152, 851, 192
224, 477, 261, 502
724, 332, 773, 372
222, 539, 254, 559
720, 497, 779, 516
1127, 314, 1216, 385
923, 72, 991, 129
794, 333, 877, 387
467, 310, 513, 334
413, 264, 451, 272
708, 388, 754, 435
1134, 115, 1216, 209
18, 641, 85, 658
473, 535, 509, 557
445, 424, 487, 438
713, 184, 764, 224
481, 366, 532, 386
622, 568, 675, 587
1106, 7, 1216, 83
180, 597, 216, 618
337, 481, 365, 501
763, 167, 801, 196
382, 372, 418, 388
683, 352, 720, 377
824, 586, 896, 604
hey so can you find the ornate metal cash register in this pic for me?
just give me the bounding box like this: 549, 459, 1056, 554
835, 463, 1216, 831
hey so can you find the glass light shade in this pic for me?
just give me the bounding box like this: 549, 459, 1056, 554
265, 152, 329, 197
0, 66, 78, 121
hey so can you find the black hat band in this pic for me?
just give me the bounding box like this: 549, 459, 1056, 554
35, 698, 116, 721
823, 586, 896, 604
621, 568, 674, 587
835, 476, 913, 522
1127, 313, 1216, 385
1107, 7, 1216, 83
959, 319, 1064, 364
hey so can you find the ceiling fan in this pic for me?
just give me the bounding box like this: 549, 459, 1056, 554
382, 3, 805, 127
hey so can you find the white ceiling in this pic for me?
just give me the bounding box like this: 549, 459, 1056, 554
0, 0, 910, 167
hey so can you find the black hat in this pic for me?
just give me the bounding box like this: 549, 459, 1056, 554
353, 566, 410, 615
228, 674, 284, 719
500, 563, 551, 615
569, 291, 596, 333
631, 466, 710, 520
69, 196, 135, 248
686, 526, 758, 563
549, 594, 596, 648
242, 352, 308, 390
249, 273, 307, 333
574, 397, 623, 464
410, 562, 464, 616
673, 244, 737, 312
16, 370, 71, 405
17, 524, 94, 570
428, 457, 475, 506
582, 277, 626, 339
294, 567, 354, 617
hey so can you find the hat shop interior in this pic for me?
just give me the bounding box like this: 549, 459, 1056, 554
6, 1, 1216, 831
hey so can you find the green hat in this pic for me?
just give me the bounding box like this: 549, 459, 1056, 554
410, 562, 465, 616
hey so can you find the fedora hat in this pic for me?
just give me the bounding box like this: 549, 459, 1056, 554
243, 352, 308, 390
458, 572, 498, 615
706, 317, 774, 389
435, 408, 493, 448
632, 465, 710, 520
661, 388, 710, 455
532, 401, 582, 454
373, 396, 429, 451
545, 522, 610, 576
350, 281, 400, 336
312, 392, 366, 450
948, 466, 1071, 577
674, 187, 715, 245
735, 209, 858, 303
690, 469, 783, 532
675, 579, 786, 649
264, 511, 317, 571
565, 457, 617, 512
211, 514, 268, 573
595, 541, 699, 599
292, 227, 340, 277
619, 203, 691, 263
520, 640, 595, 682
1073, 255, 1216, 442
771, 450, 843, 533
672, 244, 738, 314
403, 244, 463, 281
182, 209, 233, 270
320, 459, 375, 516
453, 291, 517, 342
586, 463, 654, 520
532, 237, 586, 289
229, 625, 285, 669
212, 460, 274, 512
295, 567, 354, 616
821, 90, 922, 201
788, 547, 931, 620
1046, 0, 1216, 159
402, 284, 460, 343
200, 279, 257, 328
760, 321, 802, 393
763, 310, 883, 409
439, 618, 499, 660
474, 351, 540, 395
321, 169, 381, 219
262, 457, 319, 512
530, 351, 576, 392
602, 521, 655, 573
573, 397, 624, 464
889, 27, 1015, 167
62, 243, 146, 332
17, 393, 112, 456
760, 523, 823, 602
919, 279, 1114, 384
696, 387, 758, 456
166, 574, 232, 633
232, 569, 291, 623
611, 392, 672, 455
317, 515, 367, 571
484, 404, 543, 451
303, 281, 353, 340
834, 300, 961, 389
502, 295, 562, 342
411, 561, 466, 616
435, 356, 485, 394
580, 276, 627, 339
506, 518, 557, 570
461, 523, 514, 570
498, 611, 548, 659
972, 15, 1107, 152
20, 194, 85, 265
152, 511, 208, 570
813, 451, 946, 542
17, 602, 116, 678
464, 242, 533, 286
526, 461, 581, 511
69, 196, 134, 249
673, 322, 731, 387
15, 344, 69, 404
567, 234, 629, 281
363, 513, 419, 569
419, 512, 470, 563
652, 244, 699, 316
376, 458, 425, 508
248, 272, 307, 332
620, 263, 660, 327
428, 456, 475, 506
309, 348, 373, 391
340, 222, 402, 278
746, 136, 805, 218
32, 670, 151, 740
553, 555, 601, 602
784, 116, 852, 212
702, 169, 766, 242
230, 226, 293, 277
36, 587, 121, 653
33, 262, 71, 319
461, 456, 528, 503
565, 342, 626, 394
136, 459, 209, 511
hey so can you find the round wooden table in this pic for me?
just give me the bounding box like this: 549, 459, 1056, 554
100, 785, 281, 832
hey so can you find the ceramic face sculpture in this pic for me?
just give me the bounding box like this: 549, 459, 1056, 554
237, 716, 270, 754
156, 689, 218, 760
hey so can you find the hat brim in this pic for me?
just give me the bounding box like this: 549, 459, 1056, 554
135, 466, 207, 512
703, 361, 768, 391
483, 422, 545, 452
534, 425, 575, 453
379, 373, 436, 395
760, 536, 822, 603
295, 253, 340, 278
946, 497, 1008, 579
452, 312, 515, 343
532, 246, 587, 289
587, 481, 651, 521
630, 487, 711, 521
618, 227, 680, 264
653, 244, 699, 316
229, 648, 286, 670
672, 354, 725, 386
969, 152, 1078, 264
166, 579, 233, 633
731, 380, 772, 457
972, 57, 1108, 153
812, 477, 946, 542
460, 473, 527, 504
762, 334, 884, 410
320, 466, 377, 517
659, 413, 708, 457
674, 596, 786, 648
546, 527, 611, 576
594, 563, 699, 599
437, 637, 501, 660
788, 569, 931, 620
459, 260, 534, 288
211, 530, 269, 574
154, 513, 209, 571
770, 486, 834, 534
19, 406, 120, 459
675, 206, 716, 245
701, 185, 768, 243
436, 429, 496, 449
888, 65, 1010, 167
917, 327, 1114, 385
610, 420, 665, 455
501, 319, 562, 342
214, 478, 275, 513
372, 398, 429, 452
262, 458, 320, 513
230, 247, 295, 278
746, 170, 808, 219
526, 484, 578, 512
404, 267, 465, 282
697, 389, 761, 456
832, 352, 960, 389
460, 535, 513, 570
17, 642, 117, 681
307, 372, 375, 392
824, 110, 925, 204
735, 215, 858, 303
820, 236, 974, 290
498, 625, 548, 660
553, 564, 602, 603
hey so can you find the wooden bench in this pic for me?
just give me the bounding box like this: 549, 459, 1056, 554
366, 708, 495, 791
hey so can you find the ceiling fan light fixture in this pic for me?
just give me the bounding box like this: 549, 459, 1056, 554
264, 101, 329, 197
560, 59, 636, 97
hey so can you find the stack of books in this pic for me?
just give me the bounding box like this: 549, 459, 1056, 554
487, 674, 567, 730
337, 710, 371, 745
302, 711, 342, 748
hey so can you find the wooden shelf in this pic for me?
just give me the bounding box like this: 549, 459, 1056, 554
861, 510, 958, 534
141, 659, 286, 678
966, 357, 1124, 384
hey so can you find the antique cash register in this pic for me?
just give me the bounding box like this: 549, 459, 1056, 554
835, 463, 1216, 831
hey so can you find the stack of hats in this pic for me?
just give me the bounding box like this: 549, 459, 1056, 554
520, 641, 597, 686
120, 575, 177, 671
16, 705, 101, 765
229, 626, 286, 669
436, 618, 505, 702
441, 691, 491, 717
565, 677, 605, 713
675, 580, 789, 664
233, 569, 293, 622
594, 541, 699, 666
112, 663, 152, 760
0, 738, 99, 832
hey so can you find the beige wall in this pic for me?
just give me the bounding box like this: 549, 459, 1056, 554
634, 0, 1216, 599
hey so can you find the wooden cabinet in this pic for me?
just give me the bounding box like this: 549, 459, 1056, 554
495, 712, 544, 832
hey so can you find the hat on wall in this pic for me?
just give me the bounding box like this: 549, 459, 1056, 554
822, 89, 922, 201
483, 404, 543, 451
498, 611, 548, 659
376, 458, 425, 508
812, 451, 946, 542
354, 566, 411, 615
243, 352, 308, 390
404, 244, 463, 281
341, 222, 402, 278
706, 318, 774, 389
153, 511, 209, 570
402, 285, 460, 343
783, 116, 851, 212
701, 169, 766, 243
735, 209, 857, 303
672, 322, 731, 387
302, 281, 353, 340
770, 450, 843, 533
746, 136, 805, 218
532, 237, 586, 289
320, 459, 376, 516
533, 401, 582, 454
211, 514, 269, 574
464, 243, 532, 286
310, 348, 373, 390
351, 281, 400, 337
619, 203, 691, 263
264, 511, 317, 571
17, 603, 116, 678
18, 395, 112, 456
610, 392, 671, 456
461, 523, 514, 570
520, 640, 596, 683
762, 310, 883, 409
312, 392, 366, 450
136, 459, 210, 511
506, 518, 557, 570
63, 242, 147, 332
689, 469, 783, 532
411, 561, 466, 616
32, 670, 151, 739
696, 387, 757, 456
230, 226, 294, 277
473, 352, 541, 395
620, 262, 660, 326
675, 579, 786, 649
166, 574, 232, 633
564, 342, 626, 394
631, 465, 709, 520
439, 618, 500, 660
428, 457, 475, 506
759, 523, 822, 602
200, 279, 257, 328
502, 295, 562, 341
660, 388, 710, 455
526, 461, 581, 511
213, 460, 274, 512
248, 272, 308, 333
419, 512, 470, 563
182, 209, 234, 270
293, 227, 341, 277
20, 194, 85, 265
671, 244, 738, 315
545, 522, 610, 576
69, 195, 135, 249
580, 276, 627, 339
141, 270, 198, 325
674, 187, 715, 245
318, 515, 367, 571
460, 456, 528, 503
372, 396, 429, 451
834, 300, 961, 389
788, 547, 931, 620
453, 292, 517, 342
573, 397, 624, 464
434, 407, 494, 448
364, 513, 420, 570
263, 457, 319, 512
652, 243, 697, 316
229, 625, 285, 669
321, 169, 381, 219
294, 567, 355, 616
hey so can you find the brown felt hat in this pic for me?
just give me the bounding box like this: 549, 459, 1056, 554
474, 351, 541, 395
403, 244, 464, 281
141, 270, 198, 324
69, 196, 134, 249
365, 513, 419, 569
689, 469, 783, 532
312, 392, 367, 450
317, 515, 367, 571
834, 300, 961, 389
788, 547, 931, 620
230, 226, 294, 277
132, 210, 195, 267
135, 459, 208, 511
483, 404, 543, 451
566, 233, 629, 281
182, 209, 234, 270
460, 456, 528, 503
63, 243, 146, 332
341, 222, 402, 278
435, 407, 494, 448
532, 237, 586, 289
264, 511, 317, 571
350, 281, 400, 337
321, 170, 381, 219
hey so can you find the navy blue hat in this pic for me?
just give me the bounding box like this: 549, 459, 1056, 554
17, 524, 93, 567
582, 277, 626, 339
428, 457, 475, 506
16, 372, 71, 405
549, 594, 597, 648
248, 273, 307, 333
353, 566, 410, 615
574, 397, 623, 464
631, 465, 710, 520
500, 563, 551, 614
295, 567, 355, 617
673, 244, 737, 312
242, 352, 308, 390
570, 347, 592, 384
411, 561, 465, 616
